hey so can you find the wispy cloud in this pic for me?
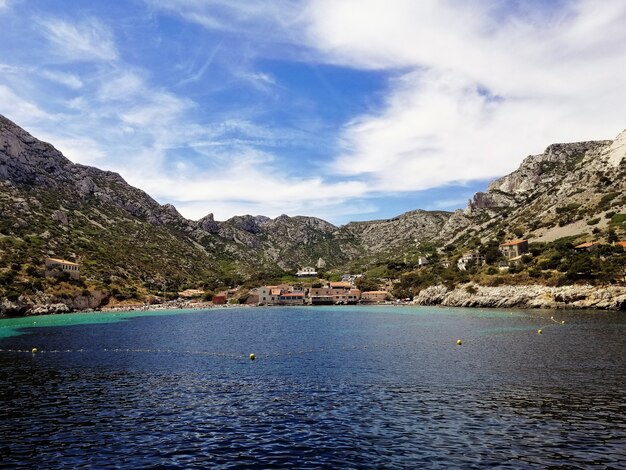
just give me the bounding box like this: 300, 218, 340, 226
304, 0, 626, 192
176, 41, 223, 86
41, 70, 83, 89
0, 85, 50, 123
2, 0, 626, 226
38, 17, 118, 62
144, 0, 304, 37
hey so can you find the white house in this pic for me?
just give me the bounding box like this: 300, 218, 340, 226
296, 266, 318, 277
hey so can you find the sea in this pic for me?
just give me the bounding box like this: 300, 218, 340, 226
0, 305, 624, 469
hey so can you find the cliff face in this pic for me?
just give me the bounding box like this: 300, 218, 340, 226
0, 114, 447, 287
0, 115, 265, 287
437, 130, 626, 245
342, 210, 451, 254
414, 283, 626, 310
2, 111, 626, 314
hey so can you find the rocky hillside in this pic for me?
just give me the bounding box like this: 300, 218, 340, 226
342, 210, 451, 254
437, 130, 626, 247
0, 114, 450, 301
2, 111, 625, 314
0, 114, 260, 293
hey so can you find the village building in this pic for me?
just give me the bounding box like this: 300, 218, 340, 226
418, 256, 430, 267
257, 286, 282, 305
360, 291, 388, 303
45, 258, 80, 280
309, 286, 361, 304
278, 292, 306, 305
616, 241, 626, 249
310, 293, 334, 305
457, 251, 484, 271
499, 240, 528, 259
296, 266, 318, 278
329, 281, 353, 289
212, 292, 227, 305
575, 242, 597, 253
341, 274, 361, 284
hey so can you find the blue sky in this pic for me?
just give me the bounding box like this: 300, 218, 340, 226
1, 0, 625, 225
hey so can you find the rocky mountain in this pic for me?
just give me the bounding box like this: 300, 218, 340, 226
0, 114, 450, 299
342, 210, 451, 254
436, 130, 626, 247
2, 112, 625, 314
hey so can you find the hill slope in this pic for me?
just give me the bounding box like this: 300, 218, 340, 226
2, 113, 625, 313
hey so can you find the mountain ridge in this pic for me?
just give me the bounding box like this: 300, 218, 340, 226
1, 114, 626, 313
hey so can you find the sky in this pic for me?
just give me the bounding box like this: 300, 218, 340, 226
1, 0, 625, 225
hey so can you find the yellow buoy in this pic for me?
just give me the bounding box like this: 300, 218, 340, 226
31, 348, 38, 354
249, 353, 256, 361
537, 329, 542, 334
561, 320, 565, 324
456, 339, 462, 346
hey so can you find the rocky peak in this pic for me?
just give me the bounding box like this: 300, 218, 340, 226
198, 213, 220, 234
488, 140, 610, 195
604, 129, 626, 167
0, 115, 72, 186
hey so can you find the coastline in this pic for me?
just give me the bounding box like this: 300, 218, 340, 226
2, 282, 626, 318
414, 283, 626, 311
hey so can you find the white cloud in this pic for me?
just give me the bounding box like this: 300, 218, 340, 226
41, 70, 83, 89
38, 17, 118, 62
303, 0, 626, 192
0, 84, 50, 123
127, 170, 370, 222
34, 134, 107, 165
145, 0, 304, 36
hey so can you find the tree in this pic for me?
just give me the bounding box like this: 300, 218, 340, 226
479, 240, 503, 265
356, 276, 381, 292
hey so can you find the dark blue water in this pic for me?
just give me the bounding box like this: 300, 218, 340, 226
1, 306, 625, 468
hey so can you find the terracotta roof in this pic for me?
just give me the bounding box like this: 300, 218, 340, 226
615, 241, 626, 248
330, 282, 352, 288
575, 242, 595, 248
363, 291, 388, 295
499, 239, 527, 247
270, 288, 282, 295
280, 293, 304, 297
46, 258, 79, 266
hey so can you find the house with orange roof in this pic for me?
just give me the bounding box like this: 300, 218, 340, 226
499, 240, 528, 259
574, 242, 597, 253
329, 281, 353, 290
615, 241, 626, 249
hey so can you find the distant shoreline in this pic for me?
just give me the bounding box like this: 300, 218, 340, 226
2, 290, 625, 319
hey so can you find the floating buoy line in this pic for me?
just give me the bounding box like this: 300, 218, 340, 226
0, 318, 570, 358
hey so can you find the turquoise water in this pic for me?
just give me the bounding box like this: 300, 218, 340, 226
1, 306, 624, 468
0, 308, 198, 340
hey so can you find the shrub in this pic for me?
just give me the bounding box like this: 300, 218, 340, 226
587, 218, 600, 225
609, 213, 626, 225
465, 285, 478, 295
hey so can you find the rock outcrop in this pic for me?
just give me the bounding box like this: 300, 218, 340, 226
414, 283, 626, 310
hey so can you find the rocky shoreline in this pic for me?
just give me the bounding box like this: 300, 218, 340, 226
2, 283, 626, 317
413, 283, 626, 310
